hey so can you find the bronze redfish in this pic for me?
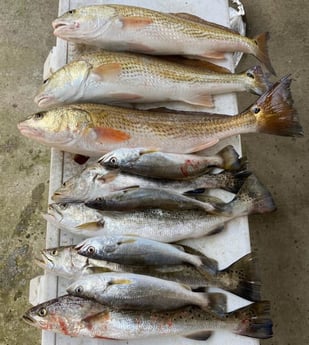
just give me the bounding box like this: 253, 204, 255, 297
18, 76, 303, 157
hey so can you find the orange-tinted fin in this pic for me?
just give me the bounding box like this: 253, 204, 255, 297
127, 42, 155, 53
91, 63, 122, 81
253, 32, 276, 76
73, 154, 90, 165
201, 51, 226, 60
93, 127, 130, 143
109, 93, 143, 101
186, 139, 219, 153
96, 170, 120, 184
121, 16, 153, 29
184, 93, 214, 108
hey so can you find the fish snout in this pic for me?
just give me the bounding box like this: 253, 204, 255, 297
52, 19, 79, 36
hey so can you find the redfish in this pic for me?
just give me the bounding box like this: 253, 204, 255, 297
18, 76, 303, 157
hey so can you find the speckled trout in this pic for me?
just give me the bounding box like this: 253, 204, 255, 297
23, 295, 273, 340
18, 76, 303, 157
52, 4, 276, 74
34, 51, 271, 108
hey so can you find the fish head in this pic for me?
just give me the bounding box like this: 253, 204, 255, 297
248, 75, 303, 137
34, 61, 93, 108
66, 277, 95, 299
243, 65, 272, 96
35, 246, 84, 277
52, 164, 114, 202
23, 295, 108, 334
52, 6, 116, 42
98, 148, 142, 168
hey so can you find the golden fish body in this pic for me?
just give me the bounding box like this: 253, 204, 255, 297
52, 4, 275, 74
35, 51, 270, 108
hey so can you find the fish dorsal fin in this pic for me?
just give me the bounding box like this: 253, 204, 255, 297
92, 127, 130, 143
184, 331, 213, 341
75, 221, 105, 231
91, 63, 122, 81
120, 16, 153, 29
186, 139, 219, 153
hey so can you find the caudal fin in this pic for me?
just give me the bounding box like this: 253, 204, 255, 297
254, 75, 304, 137
218, 253, 261, 301
216, 145, 242, 171
233, 301, 273, 339
206, 292, 227, 316
235, 174, 276, 215
253, 32, 276, 76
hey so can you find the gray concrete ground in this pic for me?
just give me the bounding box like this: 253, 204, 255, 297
0, 1, 308, 345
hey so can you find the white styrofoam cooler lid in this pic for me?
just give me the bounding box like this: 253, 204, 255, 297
29, 0, 258, 344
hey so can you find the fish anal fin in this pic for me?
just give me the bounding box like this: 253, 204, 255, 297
93, 127, 130, 143
186, 139, 219, 153
91, 63, 122, 81
184, 331, 213, 341
184, 93, 214, 108
202, 51, 226, 60
120, 16, 153, 29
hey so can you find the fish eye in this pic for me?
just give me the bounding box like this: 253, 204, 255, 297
34, 112, 45, 120
87, 246, 96, 255
109, 157, 118, 166
252, 106, 261, 114
246, 71, 254, 79
59, 203, 68, 210
68, 9, 76, 14
51, 249, 58, 256
75, 286, 83, 294
37, 308, 47, 317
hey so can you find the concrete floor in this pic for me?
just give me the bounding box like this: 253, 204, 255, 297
0, 1, 308, 345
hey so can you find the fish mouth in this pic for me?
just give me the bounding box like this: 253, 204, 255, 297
23, 314, 35, 325
34, 94, 55, 108
35, 250, 54, 269
17, 123, 41, 138
52, 20, 79, 35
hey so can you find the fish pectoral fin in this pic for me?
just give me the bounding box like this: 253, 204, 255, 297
140, 148, 159, 155
82, 311, 110, 324
96, 170, 120, 184
127, 42, 155, 53
75, 221, 105, 231
207, 224, 225, 236
93, 127, 130, 143
171, 244, 185, 252
91, 63, 122, 81
184, 93, 214, 108
202, 51, 226, 60
109, 278, 133, 286
180, 283, 193, 291
186, 139, 219, 153
120, 16, 153, 29
184, 331, 213, 341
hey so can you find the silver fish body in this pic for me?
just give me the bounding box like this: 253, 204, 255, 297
66, 272, 225, 312
99, 145, 242, 179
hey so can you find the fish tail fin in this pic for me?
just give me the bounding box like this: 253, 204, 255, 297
221, 168, 252, 193
244, 65, 273, 95
233, 301, 273, 339
196, 255, 219, 276
204, 292, 227, 316
253, 32, 276, 76
216, 145, 241, 171
233, 174, 276, 215
219, 253, 261, 301
255, 75, 304, 137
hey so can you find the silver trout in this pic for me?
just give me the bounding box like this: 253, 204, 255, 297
18, 76, 303, 157
44, 174, 276, 242
67, 272, 226, 313
52, 163, 249, 203
36, 246, 261, 301
99, 145, 243, 179
23, 295, 273, 339
52, 4, 276, 74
